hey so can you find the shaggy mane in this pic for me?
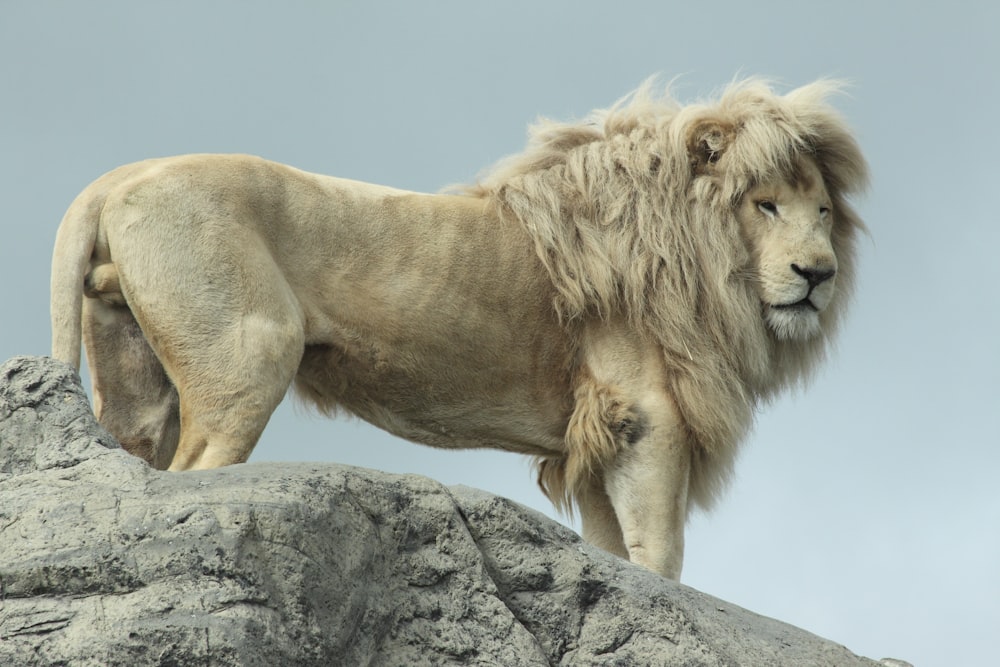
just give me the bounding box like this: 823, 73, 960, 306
464, 79, 869, 512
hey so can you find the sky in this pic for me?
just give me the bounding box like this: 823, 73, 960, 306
2, 1, 997, 664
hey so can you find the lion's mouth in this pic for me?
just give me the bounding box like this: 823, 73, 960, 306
765, 297, 823, 340
771, 298, 818, 313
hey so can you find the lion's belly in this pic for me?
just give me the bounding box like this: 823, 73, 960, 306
294, 325, 573, 457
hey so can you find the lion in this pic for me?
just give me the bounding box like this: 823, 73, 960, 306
50, 79, 868, 580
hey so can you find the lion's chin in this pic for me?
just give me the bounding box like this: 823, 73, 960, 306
765, 304, 822, 341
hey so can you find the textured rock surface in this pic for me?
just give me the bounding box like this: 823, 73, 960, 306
0, 355, 885, 666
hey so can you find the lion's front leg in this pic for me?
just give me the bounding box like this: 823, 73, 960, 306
568, 321, 693, 580
576, 474, 629, 560
602, 394, 692, 581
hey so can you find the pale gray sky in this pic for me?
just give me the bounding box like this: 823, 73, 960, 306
3, 2, 998, 664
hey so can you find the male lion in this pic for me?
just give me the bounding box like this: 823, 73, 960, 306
51, 79, 867, 580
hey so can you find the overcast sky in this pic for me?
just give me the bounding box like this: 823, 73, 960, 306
3, 2, 998, 664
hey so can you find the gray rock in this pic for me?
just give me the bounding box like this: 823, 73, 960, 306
0, 355, 888, 666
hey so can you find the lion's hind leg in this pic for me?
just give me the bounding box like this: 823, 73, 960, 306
110, 231, 306, 471
83, 296, 180, 469
166, 325, 302, 471
163, 307, 305, 470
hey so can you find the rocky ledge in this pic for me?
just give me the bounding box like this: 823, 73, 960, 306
0, 356, 895, 666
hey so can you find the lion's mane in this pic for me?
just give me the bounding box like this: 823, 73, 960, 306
464, 79, 869, 511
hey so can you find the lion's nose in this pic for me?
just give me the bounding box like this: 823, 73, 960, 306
791, 264, 835, 287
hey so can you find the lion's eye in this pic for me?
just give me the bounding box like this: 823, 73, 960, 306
757, 200, 778, 216
819, 206, 831, 218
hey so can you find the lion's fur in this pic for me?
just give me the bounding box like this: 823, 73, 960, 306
464, 79, 868, 511
51, 78, 867, 580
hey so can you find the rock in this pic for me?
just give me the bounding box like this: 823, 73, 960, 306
0, 355, 888, 666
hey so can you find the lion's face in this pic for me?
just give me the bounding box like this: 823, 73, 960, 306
737, 157, 837, 341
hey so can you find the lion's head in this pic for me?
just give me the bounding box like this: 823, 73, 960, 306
474, 80, 866, 351
736, 156, 839, 341
674, 80, 869, 373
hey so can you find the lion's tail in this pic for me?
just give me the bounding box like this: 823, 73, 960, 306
50, 188, 103, 369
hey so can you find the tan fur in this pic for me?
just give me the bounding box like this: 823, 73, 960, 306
51, 79, 867, 580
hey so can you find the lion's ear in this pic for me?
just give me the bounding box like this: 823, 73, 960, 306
686, 120, 733, 175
